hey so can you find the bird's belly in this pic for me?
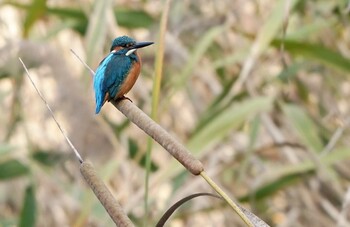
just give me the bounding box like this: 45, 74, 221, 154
116, 61, 141, 98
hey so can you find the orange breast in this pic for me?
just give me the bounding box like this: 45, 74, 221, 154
116, 52, 142, 98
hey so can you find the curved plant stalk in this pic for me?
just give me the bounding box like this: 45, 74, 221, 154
156, 192, 221, 227
156, 192, 270, 227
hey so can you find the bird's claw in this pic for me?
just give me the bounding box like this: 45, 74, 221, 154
116, 96, 133, 103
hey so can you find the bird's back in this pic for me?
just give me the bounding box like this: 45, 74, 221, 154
93, 52, 138, 113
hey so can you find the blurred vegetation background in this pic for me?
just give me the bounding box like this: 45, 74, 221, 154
1, 0, 350, 226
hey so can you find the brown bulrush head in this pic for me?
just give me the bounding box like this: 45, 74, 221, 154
112, 99, 204, 175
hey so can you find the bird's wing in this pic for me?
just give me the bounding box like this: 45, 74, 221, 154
103, 54, 132, 99
93, 53, 115, 114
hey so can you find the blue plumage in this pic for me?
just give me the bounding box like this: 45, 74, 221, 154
94, 53, 113, 114
93, 36, 153, 114
94, 50, 134, 114
110, 36, 136, 51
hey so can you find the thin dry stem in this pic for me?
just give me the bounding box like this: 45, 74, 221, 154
200, 171, 255, 227
70, 49, 95, 77
19, 58, 83, 163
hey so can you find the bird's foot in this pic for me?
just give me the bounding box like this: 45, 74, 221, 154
116, 96, 133, 103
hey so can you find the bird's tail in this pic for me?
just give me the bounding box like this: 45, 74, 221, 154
94, 90, 104, 114
95, 104, 102, 114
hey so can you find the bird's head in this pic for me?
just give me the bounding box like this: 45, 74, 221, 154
110, 36, 153, 56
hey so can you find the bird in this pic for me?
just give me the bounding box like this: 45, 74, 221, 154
93, 36, 153, 114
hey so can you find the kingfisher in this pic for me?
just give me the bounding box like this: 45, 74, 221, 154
93, 36, 153, 114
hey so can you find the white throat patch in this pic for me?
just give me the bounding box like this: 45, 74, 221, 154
125, 48, 137, 56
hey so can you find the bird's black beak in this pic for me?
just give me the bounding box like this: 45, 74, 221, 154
125, 41, 153, 56
132, 41, 154, 49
